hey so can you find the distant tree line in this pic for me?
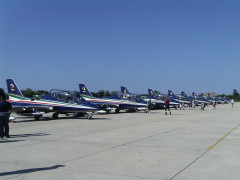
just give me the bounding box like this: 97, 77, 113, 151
20, 89, 118, 98
74, 91, 117, 98
218, 89, 240, 101
0, 88, 48, 99
0, 88, 118, 98
21, 88, 49, 98
91, 90, 118, 97
1, 87, 239, 101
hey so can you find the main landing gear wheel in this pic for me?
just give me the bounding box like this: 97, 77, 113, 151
87, 115, 93, 120
87, 112, 93, 120
53, 112, 59, 119
34, 115, 41, 120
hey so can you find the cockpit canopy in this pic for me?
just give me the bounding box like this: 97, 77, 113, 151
50, 89, 78, 103
120, 93, 144, 102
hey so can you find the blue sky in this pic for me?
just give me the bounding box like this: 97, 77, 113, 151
1, 0, 240, 95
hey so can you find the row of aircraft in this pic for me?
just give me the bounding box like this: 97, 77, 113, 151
5, 79, 229, 120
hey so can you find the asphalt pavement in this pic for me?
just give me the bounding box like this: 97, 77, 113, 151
0, 103, 239, 180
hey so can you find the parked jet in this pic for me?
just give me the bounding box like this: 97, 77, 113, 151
197, 93, 212, 105
7, 79, 99, 120
168, 90, 191, 105
120, 87, 160, 109
120, 86, 146, 102
181, 91, 187, 98
79, 84, 147, 113
181, 91, 211, 105
146, 89, 180, 109
120, 86, 148, 111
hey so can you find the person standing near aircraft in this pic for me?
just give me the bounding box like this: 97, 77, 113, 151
192, 99, 195, 110
0, 95, 12, 138
201, 103, 205, 110
188, 100, 192, 110
212, 99, 216, 110
164, 97, 171, 115
147, 98, 151, 113
231, 99, 235, 108
181, 102, 185, 110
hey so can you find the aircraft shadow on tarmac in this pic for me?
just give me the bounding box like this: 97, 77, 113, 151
0, 140, 25, 144
0, 133, 50, 143
165, 113, 183, 116
10, 133, 50, 138
13, 116, 111, 122
0, 165, 65, 177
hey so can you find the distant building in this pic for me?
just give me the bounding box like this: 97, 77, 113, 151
205, 92, 218, 97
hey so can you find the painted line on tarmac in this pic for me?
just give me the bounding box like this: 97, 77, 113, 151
207, 124, 240, 150
171, 124, 240, 180
61, 127, 182, 164
170, 151, 208, 180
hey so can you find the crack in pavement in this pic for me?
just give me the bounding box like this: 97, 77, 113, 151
61, 127, 182, 164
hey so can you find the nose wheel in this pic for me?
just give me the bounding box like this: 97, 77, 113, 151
87, 112, 93, 120
34, 115, 42, 120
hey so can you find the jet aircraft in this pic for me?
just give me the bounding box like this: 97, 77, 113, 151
79, 84, 147, 113
168, 90, 191, 106
187, 92, 211, 105
6, 79, 100, 120
197, 93, 212, 105
181, 91, 211, 106
120, 86, 148, 111
146, 89, 180, 109
120, 87, 180, 109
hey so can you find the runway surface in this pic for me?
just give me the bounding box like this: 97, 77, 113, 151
0, 103, 239, 180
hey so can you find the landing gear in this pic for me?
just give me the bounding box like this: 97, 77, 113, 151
53, 112, 59, 119
34, 115, 42, 120
115, 109, 120, 113
126, 109, 137, 112
87, 112, 93, 120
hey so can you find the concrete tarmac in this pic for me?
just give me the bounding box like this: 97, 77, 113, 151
0, 103, 239, 180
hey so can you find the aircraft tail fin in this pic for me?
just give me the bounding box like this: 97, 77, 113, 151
192, 92, 197, 97
79, 84, 93, 97
168, 90, 176, 98
6, 79, 23, 97
181, 91, 187, 97
121, 86, 130, 94
148, 89, 155, 98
